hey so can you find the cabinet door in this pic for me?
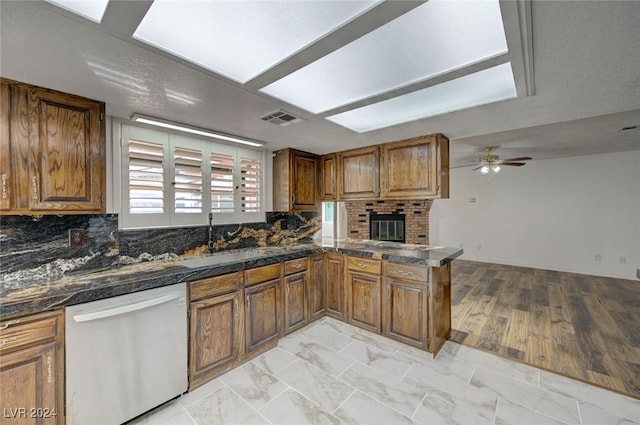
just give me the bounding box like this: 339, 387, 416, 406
380, 136, 437, 198
0, 81, 11, 210
189, 291, 243, 390
283, 271, 308, 334
0, 342, 60, 425
325, 253, 345, 320
319, 154, 337, 201
292, 151, 318, 210
28, 87, 105, 212
338, 146, 379, 199
429, 262, 452, 355
308, 254, 326, 321
245, 279, 280, 356
347, 271, 381, 333
383, 278, 428, 349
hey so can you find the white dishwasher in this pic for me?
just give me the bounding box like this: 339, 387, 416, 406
65, 283, 188, 425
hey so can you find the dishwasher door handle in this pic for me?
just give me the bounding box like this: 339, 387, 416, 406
73, 292, 184, 323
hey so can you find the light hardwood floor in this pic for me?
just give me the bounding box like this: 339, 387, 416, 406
450, 259, 640, 400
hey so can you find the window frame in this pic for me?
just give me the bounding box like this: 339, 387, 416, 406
117, 121, 268, 230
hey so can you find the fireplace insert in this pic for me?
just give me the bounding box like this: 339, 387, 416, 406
369, 214, 405, 242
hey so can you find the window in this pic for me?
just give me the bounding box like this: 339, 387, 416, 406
120, 123, 266, 229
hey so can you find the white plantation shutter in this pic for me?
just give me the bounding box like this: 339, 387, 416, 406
240, 155, 261, 213
173, 146, 203, 214
128, 140, 164, 214
119, 123, 265, 228
210, 152, 235, 213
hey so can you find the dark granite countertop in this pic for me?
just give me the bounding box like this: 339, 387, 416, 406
0, 240, 462, 320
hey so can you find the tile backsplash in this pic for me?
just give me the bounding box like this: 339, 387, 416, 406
1, 212, 319, 282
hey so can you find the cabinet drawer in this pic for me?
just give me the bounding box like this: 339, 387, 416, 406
385, 262, 429, 283
190, 272, 242, 301
346, 257, 381, 275
0, 310, 62, 354
245, 263, 281, 286
284, 258, 307, 275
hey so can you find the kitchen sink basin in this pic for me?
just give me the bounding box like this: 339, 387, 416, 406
176, 250, 263, 269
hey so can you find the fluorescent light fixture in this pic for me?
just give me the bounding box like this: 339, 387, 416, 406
133, 0, 379, 83
261, 0, 507, 113
326, 63, 517, 133
130, 114, 265, 147
44, 0, 109, 23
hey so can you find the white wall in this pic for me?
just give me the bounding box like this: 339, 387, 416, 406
430, 150, 640, 280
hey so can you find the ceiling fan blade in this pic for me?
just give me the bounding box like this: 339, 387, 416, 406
500, 156, 532, 162
500, 162, 527, 166
451, 163, 479, 169
471, 166, 484, 171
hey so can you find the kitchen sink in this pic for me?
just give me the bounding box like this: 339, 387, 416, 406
176, 250, 264, 269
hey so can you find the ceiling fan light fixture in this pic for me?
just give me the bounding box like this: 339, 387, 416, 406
492, 165, 501, 173
480, 166, 490, 174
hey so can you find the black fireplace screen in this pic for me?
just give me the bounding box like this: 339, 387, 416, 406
370, 214, 405, 242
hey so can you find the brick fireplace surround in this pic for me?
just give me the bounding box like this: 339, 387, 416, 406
345, 200, 432, 245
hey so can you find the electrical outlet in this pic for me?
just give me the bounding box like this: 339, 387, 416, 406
69, 229, 85, 247
619, 256, 626, 264
637, 269, 640, 279
594, 254, 601, 262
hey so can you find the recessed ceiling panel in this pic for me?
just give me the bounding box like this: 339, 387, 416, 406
44, 0, 109, 23
133, 0, 379, 83
326, 63, 517, 133
261, 0, 508, 113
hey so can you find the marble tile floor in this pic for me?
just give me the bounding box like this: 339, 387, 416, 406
129, 318, 640, 425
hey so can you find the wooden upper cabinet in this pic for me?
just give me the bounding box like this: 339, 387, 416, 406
0, 78, 106, 214
337, 146, 379, 199
318, 153, 337, 201
380, 134, 449, 199
273, 148, 319, 211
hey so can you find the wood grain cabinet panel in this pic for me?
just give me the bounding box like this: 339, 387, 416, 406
273, 148, 319, 211
0, 81, 11, 210
325, 253, 346, 320
319, 154, 337, 201
429, 262, 452, 354
382, 278, 428, 349
245, 278, 280, 356
346, 263, 382, 333
308, 253, 326, 321
283, 271, 308, 334
337, 146, 379, 199
189, 290, 243, 390
0, 78, 106, 215
380, 134, 449, 199
0, 310, 65, 425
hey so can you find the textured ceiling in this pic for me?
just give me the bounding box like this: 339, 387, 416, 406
1, 0, 639, 166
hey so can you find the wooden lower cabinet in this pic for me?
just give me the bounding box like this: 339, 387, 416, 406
383, 278, 428, 349
0, 310, 65, 425
346, 271, 381, 333
189, 291, 243, 390
325, 253, 345, 320
245, 278, 281, 357
283, 271, 308, 334
308, 253, 326, 321
429, 262, 452, 354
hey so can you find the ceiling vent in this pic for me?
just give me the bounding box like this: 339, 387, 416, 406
260, 109, 305, 126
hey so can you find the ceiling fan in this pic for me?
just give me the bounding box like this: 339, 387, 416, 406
453, 146, 532, 174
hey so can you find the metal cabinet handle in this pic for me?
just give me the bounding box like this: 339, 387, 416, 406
47, 356, 54, 383
357, 263, 367, 269
292, 193, 296, 205
398, 271, 413, 276
31, 176, 38, 200
1, 174, 7, 199
0, 336, 18, 345
293, 264, 301, 269
386, 286, 391, 299
0, 319, 21, 330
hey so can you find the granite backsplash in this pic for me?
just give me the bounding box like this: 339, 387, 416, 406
1, 212, 319, 283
